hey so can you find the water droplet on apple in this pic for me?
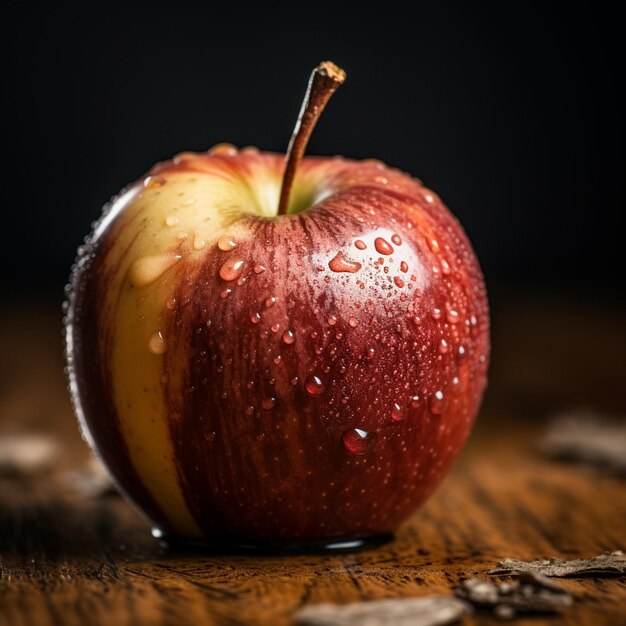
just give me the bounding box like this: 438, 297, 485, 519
439, 338, 449, 354
262, 397, 276, 410
348, 317, 359, 327
400, 261, 409, 273
469, 315, 479, 336
457, 363, 471, 391
305, 374, 325, 396
394, 276, 405, 288
165, 214, 179, 227
391, 403, 404, 421
410, 395, 422, 408
374, 175, 388, 185
254, 263, 266, 274
367, 347, 376, 359
250, 312, 261, 324
282, 330, 295, 344
451, 376, 461, 394
144, 175, 166, 189
328, 252, 362, 273
148, 331, 167, 354
270, 323, 281, 333
391, 234, 402, 246
412, 316, 421, 325
458, 345, 467, 358
290, 376, 299, 386
429, 390, 445, 414
209, 143, 238, 156
328, 315, 338, 326
128, 253, 181, 287
447, 309, 460, 324
342, 428, 377, 455
166, 297, 177, 311
354, 239, 367, 250
265, 296, 277, 308
245, 405, 254, 416
217, 235, 237, 251
220, 288, 232, 299
441, 259, 451, 275
220, 259, 245, 281
431, 308, 442, 320
428, 238, 440, 254
193, 236, 207, 250
374, 237, 393, 255
219, 258, 245, 281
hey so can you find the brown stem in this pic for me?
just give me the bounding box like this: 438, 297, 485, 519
277, 61, 346, 216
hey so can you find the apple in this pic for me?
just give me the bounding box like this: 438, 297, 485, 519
65, 62, 489, 550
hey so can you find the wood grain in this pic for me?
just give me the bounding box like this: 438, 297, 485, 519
0, 297, 625, 626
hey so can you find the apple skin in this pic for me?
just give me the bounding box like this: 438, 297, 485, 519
66, 147, 489, 544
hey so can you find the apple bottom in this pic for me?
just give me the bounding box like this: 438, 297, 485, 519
150, 526, 393, 554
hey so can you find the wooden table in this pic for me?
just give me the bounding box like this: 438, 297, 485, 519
1, 296, 625, 626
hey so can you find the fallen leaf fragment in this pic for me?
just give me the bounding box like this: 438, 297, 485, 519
490, 551, 626, 578
542, 410, 626, 475
295, 596, 472, 626
456, 572, 573, 618
0, 433, 60, 476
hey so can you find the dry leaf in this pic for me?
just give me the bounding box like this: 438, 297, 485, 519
295, 596, 472, 626
490, 551, 626, 577
0, 433, 60, 476
456, 572, 572, 618
542, 410, 626, 475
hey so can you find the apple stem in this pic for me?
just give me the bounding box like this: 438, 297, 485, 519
277, 61, 346, 216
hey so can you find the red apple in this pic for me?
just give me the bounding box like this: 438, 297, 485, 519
65, 62, 489, 549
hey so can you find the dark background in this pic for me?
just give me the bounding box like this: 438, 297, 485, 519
2, 3, 624, 298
